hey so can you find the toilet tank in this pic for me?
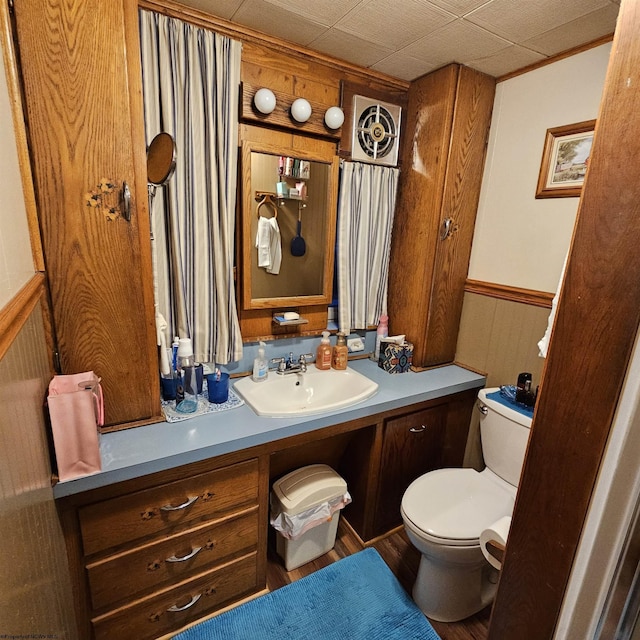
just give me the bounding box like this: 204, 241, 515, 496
478, 387, 533, 487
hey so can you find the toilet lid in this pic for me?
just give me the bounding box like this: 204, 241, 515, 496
401, 468, 515, 545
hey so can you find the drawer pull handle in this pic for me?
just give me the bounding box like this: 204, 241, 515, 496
167, 593, 201, 612
160, 495, 199, 512
166, 546, 202, 563
409, 425, 427, 433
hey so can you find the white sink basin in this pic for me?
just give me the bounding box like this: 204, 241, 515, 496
233, 366, 378, 417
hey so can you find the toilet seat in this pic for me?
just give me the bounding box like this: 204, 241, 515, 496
401, 468, 515, 546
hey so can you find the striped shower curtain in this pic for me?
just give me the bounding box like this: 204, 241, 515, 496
139, 10, 243, 364
336, 162, 400, 334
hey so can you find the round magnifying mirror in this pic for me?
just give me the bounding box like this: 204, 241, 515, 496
147, 132, 176, 186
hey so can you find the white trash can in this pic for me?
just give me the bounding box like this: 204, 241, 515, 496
270, 464, 350, 571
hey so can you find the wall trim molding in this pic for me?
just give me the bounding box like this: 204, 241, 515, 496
465, 279, 554, 308
0, 273, 46, 362
497, 34, 614, 83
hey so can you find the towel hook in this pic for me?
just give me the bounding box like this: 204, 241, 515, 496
257, 195, 278, 219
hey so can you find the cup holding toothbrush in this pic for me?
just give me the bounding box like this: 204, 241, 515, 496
207, 369, 229, 404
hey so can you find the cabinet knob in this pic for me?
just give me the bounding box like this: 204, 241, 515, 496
409, 424, 427, 433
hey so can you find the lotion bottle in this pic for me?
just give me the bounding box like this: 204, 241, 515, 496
331, 332, 348, 370
252, 342, 268, 382
374, 315, 389, 362
315, 331, 332, 370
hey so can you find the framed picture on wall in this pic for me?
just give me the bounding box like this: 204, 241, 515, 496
535, 120, 596, 198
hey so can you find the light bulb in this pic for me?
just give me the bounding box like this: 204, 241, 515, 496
324, 106, 344, 129
290, 98, 312, 123
253, 88, 276, 114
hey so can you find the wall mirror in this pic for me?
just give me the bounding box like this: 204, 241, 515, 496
241, 140, 339, 310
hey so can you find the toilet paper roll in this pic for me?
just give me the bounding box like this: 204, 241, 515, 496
480, 516, 512, 570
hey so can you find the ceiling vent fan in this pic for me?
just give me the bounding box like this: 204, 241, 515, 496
351, 95, 402, 167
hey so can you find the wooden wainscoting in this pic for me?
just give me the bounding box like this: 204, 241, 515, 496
0, 276, 77, 638
456, 288, 551, 388
455, 284, 553, 469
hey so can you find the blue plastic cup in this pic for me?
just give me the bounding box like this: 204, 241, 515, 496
160, 375, 178, 401
207, 372, 229, 404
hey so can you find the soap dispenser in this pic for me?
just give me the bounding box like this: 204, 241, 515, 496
315, 331, 332, 370
331, 332, 348, 370
252, 342, 268, 382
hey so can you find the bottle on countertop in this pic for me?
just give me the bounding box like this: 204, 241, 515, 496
174, 336, 198, 412
177, 337, 194, 371
315, 331, 332, 370
331, 332, 348, 370
515, 372, 535, 407
252, 341, 268, 382
374, 315, 389, 362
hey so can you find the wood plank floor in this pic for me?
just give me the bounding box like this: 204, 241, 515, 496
266, 519, 491, 640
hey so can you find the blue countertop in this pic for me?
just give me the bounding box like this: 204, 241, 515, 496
53, 360, 485, 499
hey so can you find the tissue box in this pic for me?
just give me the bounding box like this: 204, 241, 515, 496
378, 341, 413, 374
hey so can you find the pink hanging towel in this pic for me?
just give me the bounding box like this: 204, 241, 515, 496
47, 372, 104, 481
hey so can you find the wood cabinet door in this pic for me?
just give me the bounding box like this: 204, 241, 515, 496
375, 403, 448, 534
13, 0, 160, 427
423, 66, 495, 366
388, 64, 495, 368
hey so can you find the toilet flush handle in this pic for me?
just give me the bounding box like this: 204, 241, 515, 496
477, 403, 489, 416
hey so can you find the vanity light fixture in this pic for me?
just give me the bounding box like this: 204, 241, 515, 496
253, 88, 276, 114
324, 106, 344, 129
290, 98, 312, 123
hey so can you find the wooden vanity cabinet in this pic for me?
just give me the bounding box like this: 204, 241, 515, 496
60, 456, 268, 640
56, 386, 479, 637
374, 403, 449, 534
369, 389, 478, 538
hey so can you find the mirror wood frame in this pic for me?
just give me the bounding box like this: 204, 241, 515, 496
241, 139, 339, 311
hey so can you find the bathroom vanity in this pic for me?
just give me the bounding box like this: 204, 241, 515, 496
53, 361, 484, 639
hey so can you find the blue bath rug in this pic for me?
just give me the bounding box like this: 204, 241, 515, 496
172, 548, 440, 640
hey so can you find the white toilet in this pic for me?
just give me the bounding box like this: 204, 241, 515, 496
400, 387, 532, 622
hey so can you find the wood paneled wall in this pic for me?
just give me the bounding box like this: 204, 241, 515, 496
456, 291, 550, 389
455, 289, 551, 469
0, 296, 77, 638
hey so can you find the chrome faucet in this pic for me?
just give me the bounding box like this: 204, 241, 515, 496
271, 352, 315, 375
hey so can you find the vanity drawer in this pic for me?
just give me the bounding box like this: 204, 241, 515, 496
79, 459, 259, 555
91, 551, 258, 640
87, 507, 259, 610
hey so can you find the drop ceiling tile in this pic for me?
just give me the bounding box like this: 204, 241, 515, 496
231, 0, 327, 46
523, 4, 618, 56
402, 19, 512, 68
466, 0, 613, 42
182, 0, 244, 19
466, 43, 546, 77
260, 0, 365, 27
371, 52, 439, 81
309, 27, 394, 68
336, 0, 456, 50
426, 0, 496, 17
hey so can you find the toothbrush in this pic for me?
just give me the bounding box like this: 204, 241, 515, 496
171, 337, 179, 373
